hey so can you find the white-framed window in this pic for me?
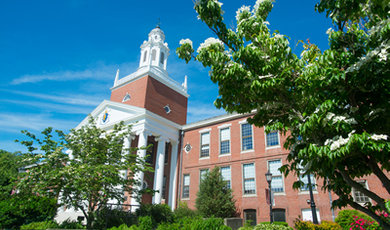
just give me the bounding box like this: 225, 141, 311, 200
200, 132, 210, 158
353, 181, 370, 203
182, 174, 190, 198
200, 168, 209, 183
143, 50, 148, 62
268, 159, 284, 192
220, 166, 231, 189
299, 174, 316, 192
301, 208, 321, 222
266, 131, 280, 148
220, 127, 230, 154
122, 93, 131, 102
241, 123, 253, 151
243, 163, 256, 195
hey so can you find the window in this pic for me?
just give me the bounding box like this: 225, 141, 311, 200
266, 131, 280, 147
164, 143, 169, 164
200, 132, 210, 158
353, 181, 370, 203
182, 174, 190, 198
143, 51, 147, 62
162, 176, 167, 198
220, 127, 230, 154
244, 209, 257, 226
299, 174, 316, 191
122, 93, 131, 102
220, 166, 231, 189
273, 209, 286, 222
241, 123, 253, 151
268, 160, 284, 192
160, 52, 165, 64
163, 105, 171, 114
152, 49, 156, 61
200, 169, 209, 183
243, 163, 256, 195
301, 209, 321, 222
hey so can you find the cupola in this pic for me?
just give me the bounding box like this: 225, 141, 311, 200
139, 26, 169, 70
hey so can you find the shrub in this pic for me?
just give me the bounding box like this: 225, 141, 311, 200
138, 216, 153, 230
174, 201, 199, 220
294, 220, 341, 230
93, 207, 137, 229
20, 220, 59, 229
0, 194, 58, 229
335, 209, 376, 230
254, 223, 292, 230
156, 216, 230, 230
136, 203, 174, 227
349, 216, 380, 230
260, 221, 289, 227
58, 219, 86, 229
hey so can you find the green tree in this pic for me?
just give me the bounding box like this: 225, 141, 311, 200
0, 150, 22, 200
195, 167, 237, 218
177, 0, 390, 227
16, 117, 152, 228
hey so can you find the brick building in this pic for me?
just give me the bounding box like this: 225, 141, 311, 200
56, 26, 385, 226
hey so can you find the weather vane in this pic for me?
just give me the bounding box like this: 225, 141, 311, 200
156, 18, 161, 28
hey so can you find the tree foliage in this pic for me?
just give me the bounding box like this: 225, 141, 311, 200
177, 0, 390, 227
195, 167, 237, 218
16, 117, 152, 228
0, 149, 22, 200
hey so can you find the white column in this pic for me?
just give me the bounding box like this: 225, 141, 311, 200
168, 141, 179, 210
130, 131, 149, 211
152, 137, 168, 204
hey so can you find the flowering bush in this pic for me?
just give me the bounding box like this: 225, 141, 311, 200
349, 216, 380, 230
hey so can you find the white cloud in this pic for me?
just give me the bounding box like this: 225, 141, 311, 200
10, 61, 139, 85
0, 99, 94, 114
5, 90, 103, 106
0, 113, 78, 133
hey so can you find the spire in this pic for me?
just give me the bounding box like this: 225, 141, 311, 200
114, 69, 120, 86
182, 75, 188, 92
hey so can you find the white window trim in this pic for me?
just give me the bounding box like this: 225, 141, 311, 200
240, 122, 255, 153
217, 123, 231, 129
298, 174, 318, 194
199, 168, 209, 184
182, 174, 190, 200
220, 165, 231, 189
265, 129, 281, 150
242, 162, 257, 197
352, 180, 371, 204
267, 159, 285, 194
219, 127, 231, 155
199, 128, 211, 133
199, 131, 210, 159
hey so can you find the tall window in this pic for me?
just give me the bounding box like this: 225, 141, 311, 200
268, 160, 284, 192
273, 209, 286, 222
220, 127, 230, 154
162, 176, 167, 198
182, 174, 190, 198
143, 51, 147, 62
220, 166, 231, 189
151, 49, 156, 61
200, 169, 209, 183
244, 209, 257, 226
200, 132, 210, 158
353, 181, 370, 203
160, 52, 165, 64
243, 163, 256, 195
299, 174, 316, 192
241, 123, 253, 151
266, 131, 280, 147
164, 143, 169, 164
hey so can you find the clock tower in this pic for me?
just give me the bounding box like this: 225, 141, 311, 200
110, 26, 188, 125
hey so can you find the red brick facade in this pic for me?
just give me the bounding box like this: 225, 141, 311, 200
178, 114, 388, 226
111, 75, 188, 125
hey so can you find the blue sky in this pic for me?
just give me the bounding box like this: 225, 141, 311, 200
0, 0, 332, 152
